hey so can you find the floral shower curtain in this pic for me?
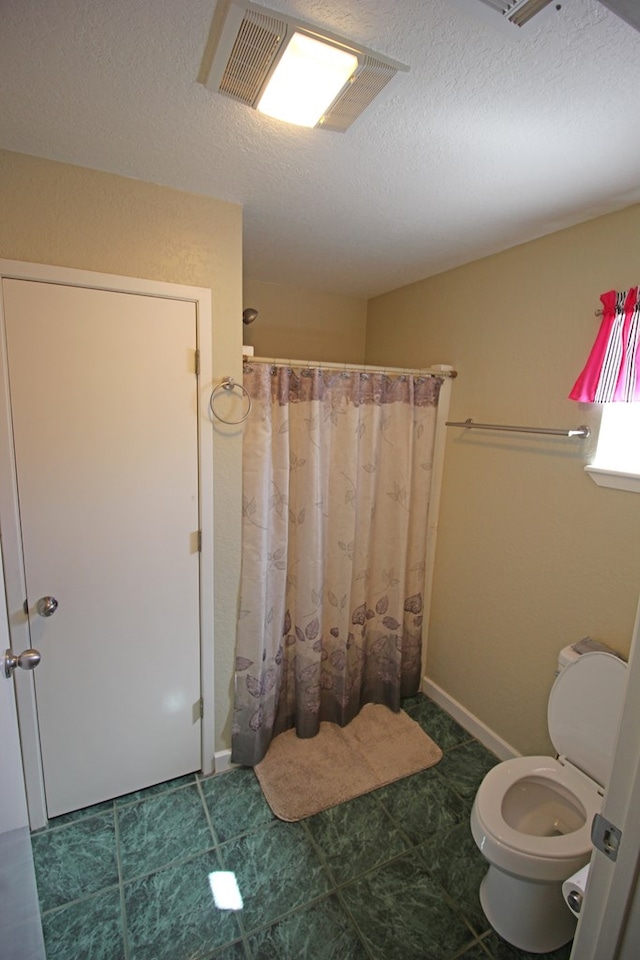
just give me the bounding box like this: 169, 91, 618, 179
231, 362, 443, 766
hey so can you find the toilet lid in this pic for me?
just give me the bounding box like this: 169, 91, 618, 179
548, 651, 627, 787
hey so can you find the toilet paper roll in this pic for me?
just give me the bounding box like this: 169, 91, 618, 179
563, 863, 590, 918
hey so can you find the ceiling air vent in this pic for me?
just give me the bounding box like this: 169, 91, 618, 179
320, 56, 400, 134
477, 0, 556, 28
453, 0, 560, 35
201, 1, 409, 132
597, 1, 640, 34
215, 6, 288, 106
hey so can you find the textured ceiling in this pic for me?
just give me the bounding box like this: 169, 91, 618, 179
1, 0, 640, 298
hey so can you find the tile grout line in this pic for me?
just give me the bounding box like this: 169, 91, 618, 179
32, 800, 121, 915
325, 836, 486, 960
359, 782, 493, 945
113, 843, 220, 887
333, 886, 380, 960
114, 777, 199, 809
37, 881, 122, 918
430, 764, 476, 809
474, 929, 499, 959
400, 759, 499, 945
196, 776, 222, 852
113, 799, 132, 960
210, 816, 346, 950
232, 819, 330, 945
444, 737, 484, 751
302, 799, 438, 902
370, 786, 425, 852
299, 818, 341, 892
196, 776, 254, 957
33, 806, 114, 836
33, 778, 200, 837
300, 816, 379, 960
449, 941, 493, 960
234, 888, 360, 954
302, 802, 420, 893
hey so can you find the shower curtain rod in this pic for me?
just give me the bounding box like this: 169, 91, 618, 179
243, 355, 458, 379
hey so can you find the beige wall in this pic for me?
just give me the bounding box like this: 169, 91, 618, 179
366, 204, 640, 757
0, 149, 243, 754
5, 147, 639, 763
243, 278, 367, 362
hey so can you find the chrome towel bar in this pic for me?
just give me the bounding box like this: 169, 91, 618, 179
445, 418, 590, 439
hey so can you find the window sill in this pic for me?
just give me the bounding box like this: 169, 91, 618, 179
585, 466, 640, 494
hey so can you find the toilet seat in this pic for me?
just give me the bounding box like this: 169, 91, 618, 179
471, 756, 600, 872
548, 651, 627, 787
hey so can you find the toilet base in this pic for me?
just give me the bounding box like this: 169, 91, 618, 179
479, 864, 577, 954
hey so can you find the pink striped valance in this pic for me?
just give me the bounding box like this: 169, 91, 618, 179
569, 287, 640, 403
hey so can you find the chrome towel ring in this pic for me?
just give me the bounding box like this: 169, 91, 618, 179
209, 377, 252, 425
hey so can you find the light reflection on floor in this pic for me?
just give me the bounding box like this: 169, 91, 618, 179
208, 871, 244, 911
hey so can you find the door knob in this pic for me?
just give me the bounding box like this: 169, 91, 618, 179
36, 596, 58, 617
4, 648, 41, 678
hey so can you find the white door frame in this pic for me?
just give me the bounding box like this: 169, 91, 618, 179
570, 593, 640, 959
0, 549, 46, 959
0, 259, 215, 829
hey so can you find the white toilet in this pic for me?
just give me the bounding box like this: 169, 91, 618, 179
470, 648, 627, 954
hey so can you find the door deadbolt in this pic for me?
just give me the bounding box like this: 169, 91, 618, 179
4, 648, 41, 678
36, 596, 58, 617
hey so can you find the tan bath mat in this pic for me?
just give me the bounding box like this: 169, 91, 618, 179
254, 702, 442, 821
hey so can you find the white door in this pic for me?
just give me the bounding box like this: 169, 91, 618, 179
2, 278, 203, 818
0, 550, 45, 960
570, 594, 640, 958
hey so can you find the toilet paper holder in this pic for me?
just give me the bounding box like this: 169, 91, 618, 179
566, 889, 583, 914
563, 863, 591, 919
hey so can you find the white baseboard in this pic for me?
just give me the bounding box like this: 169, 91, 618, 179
421, 676, 521, 762
213, 749, 237, 774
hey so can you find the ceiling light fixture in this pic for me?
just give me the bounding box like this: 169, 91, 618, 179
257, 32, 358, 128
201, 2, 409, 132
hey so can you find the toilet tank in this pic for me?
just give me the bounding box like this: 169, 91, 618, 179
557, 644, 580, 674
557, 637, 622, 674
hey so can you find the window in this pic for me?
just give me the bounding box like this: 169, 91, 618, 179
569, 286, 640, 493
585, 403, 640, 493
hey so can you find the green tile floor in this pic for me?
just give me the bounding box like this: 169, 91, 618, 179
31, 695, 574, 960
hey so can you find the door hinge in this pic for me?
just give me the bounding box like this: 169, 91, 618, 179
592, 812, 622, 862
197, 530, 202, 552
198, 697, 204, 719
195, 349, 200, 377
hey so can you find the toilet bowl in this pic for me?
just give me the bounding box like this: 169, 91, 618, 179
470, 650, 627, 954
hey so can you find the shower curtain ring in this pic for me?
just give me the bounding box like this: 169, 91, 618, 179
210, 377, 252, 424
